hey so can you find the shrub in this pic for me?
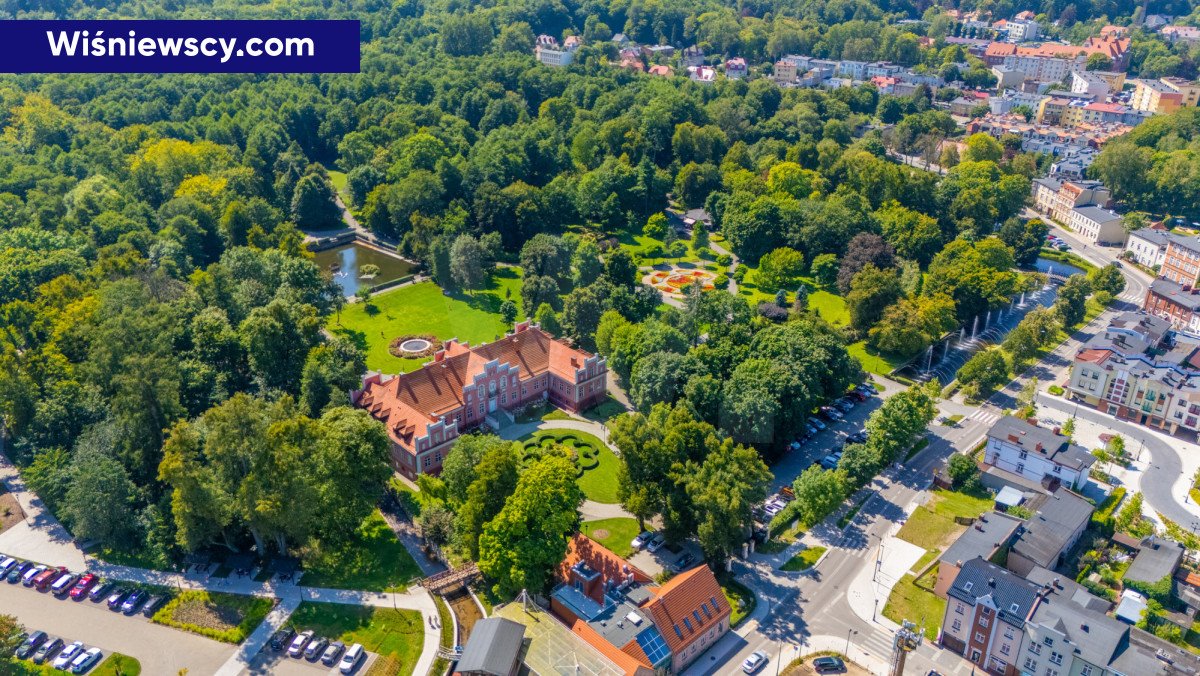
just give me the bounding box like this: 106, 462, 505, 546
716, 253, 732, 266
696, 247, 715, 260
152, 591, 274, 644
733, 264, 748, 282
757, 302, 789, 322
713, 274, 728, 288
1048, 385, 1064, 396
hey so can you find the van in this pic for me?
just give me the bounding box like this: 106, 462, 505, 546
33, 567, 63, 591
50, 572, 77, 596
339, 643, 364, 673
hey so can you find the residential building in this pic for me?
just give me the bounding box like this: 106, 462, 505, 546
1162, 77, 1200, 107
1125, 228, 1170, 269
1162, 26, 1200, 46
1060, 101, 1150, 129
1005, 487, 1094, 576
454, 618, 526, 676
550, 534, 731, 674
773, 59, 797, 84
1069, 69, 1112, 98
837, 59, 867, 80
1144, 276, 1200, 334
940, 558, 1044, 671
983, 35, 1131, 72
687, 66, 716, 84
353, 322, 607, 478
647, 64, 673, 78
935, 511, 1025, 598
1005, 18, 1040, 42
983, 416, 1094, 491
723, 58, 747, 80
1031, 177, 1110, 225
1145, 15, 1173, 31
1067, 205, 1124, 245
1048, 147, 1098, 179
1159, 232, 1200, 288
641, 44, 674, 59
610, 33, 631, 48
1125, 536, 1184, 588
988, 89, 1047, 116
1036, 96, 1069, 125
991, 66, 1024, 90
1069, 311, 1200, 432
949, 96, 979, 116
680, 45, 704, 67
535, 35, 579, 67
1132, 78, 1187, 115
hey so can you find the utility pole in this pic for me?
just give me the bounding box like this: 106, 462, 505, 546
888, 621, 923, 676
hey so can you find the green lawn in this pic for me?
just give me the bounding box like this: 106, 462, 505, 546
620, 231, 718, 269
329, 270, 524, 373
781, 546, 826, 571
581, 518, 641, 558
289, 602, 424, 676
720, 576, 756, 628
582, 395, 630, 423
847, 340, 908, 377
89, 545, 174, 571
519, 430, 620, 504
897, 489, 992, 551
303, 510, 421, 592
93, 654, 142, 676
737, 274, 848, 327
328, 169, 350, 200
883, 572, 945, 640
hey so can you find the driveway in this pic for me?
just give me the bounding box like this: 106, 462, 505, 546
0, 580, 235, 674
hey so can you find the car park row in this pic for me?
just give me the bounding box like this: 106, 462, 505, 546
269, 625, 366, 673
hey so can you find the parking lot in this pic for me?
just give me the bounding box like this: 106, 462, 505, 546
247, 646, 377, 674
0, 573, 235, 674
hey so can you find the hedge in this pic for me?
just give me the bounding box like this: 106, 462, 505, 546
1090, 487, 1126, 536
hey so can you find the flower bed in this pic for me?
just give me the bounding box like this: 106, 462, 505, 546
387, 333, 440, 359
152, 590, 275, 644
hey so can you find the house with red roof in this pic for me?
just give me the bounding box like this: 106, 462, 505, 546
353, 322, 607, 478
550, 534, 732, 674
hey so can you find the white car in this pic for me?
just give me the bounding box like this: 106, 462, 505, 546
646, 534, 666, 553
0, 556, 16, 575
630, 531, 654, 551
742, 651, 768, 673
288, 630, 313, 658
53, 642, 83, 670
340, 643, 364, 673
70, 647, 102, 673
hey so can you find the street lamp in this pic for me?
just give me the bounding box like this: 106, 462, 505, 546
845, 629, 857, 656
873, 598, 879, 623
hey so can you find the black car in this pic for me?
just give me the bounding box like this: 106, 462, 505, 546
89, 581, 115, 602
269, 627, 295, 651
813, 656, 845, 673
15, 631, 47, 660
847, 431, 868, 444
672, 553, 696, 572
31, 636, 63, 664
142, 594, 168, 617
6, 561, 32, 584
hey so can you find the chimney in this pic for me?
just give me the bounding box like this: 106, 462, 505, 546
1035, 442, 1044, 452
434, 350, 445, 362
988, 577, 996, 587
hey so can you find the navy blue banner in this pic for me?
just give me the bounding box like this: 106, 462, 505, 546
0, 20, 360, 73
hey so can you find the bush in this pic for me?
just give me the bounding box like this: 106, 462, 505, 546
696, 247, 715, 260
1048, 385, 1064, 396
733, 264, 748, 282
713, 274, 728, 288
757, 302, 789, 322
1090, 487, 1126, 536
716, 253, 732, 266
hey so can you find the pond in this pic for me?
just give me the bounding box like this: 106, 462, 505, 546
1033, 256, 1085, 278
312, 242, 417, 296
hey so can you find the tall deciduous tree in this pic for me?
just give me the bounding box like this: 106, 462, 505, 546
682, 438, 771, 563
450, 234, 488, 290
290, 173, 341, 230
455, 442, 521, 558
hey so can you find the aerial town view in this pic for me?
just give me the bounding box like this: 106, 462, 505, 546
2, 0, 1200, 675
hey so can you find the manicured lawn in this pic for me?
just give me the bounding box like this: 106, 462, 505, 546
329, 270, 524, 373
781, 546, 826, 571
720, 576, 756, 628
897, 489, 992, 551
152, 590, 274, 644
93, 653, 142, 676
808, 289, 849, 326
328, 169, 350, 200
582, 395, 630, 422
847, 341, 908, 377
519, 430, 620, 504
883, 571, 944, 640
581, 518, 641, 558
621, 231, 718, 269
302, 510, 421, 592
289, 602, 424, 676
89, 545, 174, 571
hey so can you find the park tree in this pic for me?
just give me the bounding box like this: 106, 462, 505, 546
299, 336, 367, 417
572, 238, 604, 287
477, 453, 583, 597
846, 264, 901, 333
957, 349, 1010, 399
756, 247, 806, 292
1090, 264, 1126, 297
500, 300, 518, 324
450, 234, 488, 290
962, 133, 1003, 163
290, 173, 341, 230
534, 302, 561, 335
455, 442, 521, 558
675, 163, 722, 209
811, 253, 839, 288
561, 283, 608, 351
838, 233, 896, 294
521, 275, 561, 316
630, 352, 689, 411
1002, 308, 1060, 365
997, 217, 1049, 267
877, 202, 942, 267
62, 445, 138, 547
417, 503, 455, 548
519, 234, 571, 281
767, 161, 821, 199
238, 298, 322, 393
690, 223, 709, 252
441, 434, 514, 506
1054, 275, 1093, 327
947, 454, 980, 490
869, 294, 957, 356
682, 438, 771, 563
644, 213, 670, 240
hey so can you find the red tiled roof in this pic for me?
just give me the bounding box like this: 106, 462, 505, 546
570, 620, 653, 674
643, 566, 731, 654
1076, 349, 1111, 364
559, 534, 652, 605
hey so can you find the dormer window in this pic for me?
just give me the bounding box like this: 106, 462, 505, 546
964, 582, 974, 592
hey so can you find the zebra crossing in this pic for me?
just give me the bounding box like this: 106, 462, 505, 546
966, 409, 1001, 426
855, 626, 898, 664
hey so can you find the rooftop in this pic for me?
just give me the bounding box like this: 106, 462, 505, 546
988, 416, 1095, 471
1072, 205, 1120, 223
1011, 488, 1095, 567
1124, 536, 1184, 585
940, 511, 1023, 568
947, 558, 1043, 627
456, 617, 526, 676
492, 602, 626, 676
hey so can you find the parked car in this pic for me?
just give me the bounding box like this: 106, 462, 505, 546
805, 422, 819, 436
120, 589, 146, 614
32, 636, 63, 664
671, 553, 696, 572
630, 531, 655, 551
51, 572, 78, 597
819, 453, 840, 470
53, 642, 83, 670
321, 641, 345, 666
70, 647, 103, 673
106, 588, 128, 610
849, 390, 867, 402
142, 594, 168, 617
33, 566, 65, 591
339, 643, 364, 673
0, 556, 17, 576
8, 560, 33, 583
15, 631, 48, 659
305, 636, 330, 661
69, 574, 97, 600
788, 440, 803, 452
88, 581, 114, 602
847, 431, 868, 444
646, 533, 666, 553
288, 630, 314, 658
821, 406, 843, 421
835, 399, 854, 412
741, 651, 768, 674
269, 627, 295, 651
810, 418, 826, 431
813, 655, 846, 673
22, 564, 48, 587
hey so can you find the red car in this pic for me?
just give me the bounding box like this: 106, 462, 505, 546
32, 566, 64, 591
69, 574, 97, 600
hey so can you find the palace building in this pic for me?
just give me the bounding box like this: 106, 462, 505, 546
353, 322, 608, 478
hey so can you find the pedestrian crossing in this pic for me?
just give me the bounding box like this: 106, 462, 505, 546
966, 409, 1001, 425
854, 626, 897, 664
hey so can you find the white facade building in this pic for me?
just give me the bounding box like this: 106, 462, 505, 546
1125, 229, 1169, 269
1068, 205, 1124, 245
984, 416, 1094, 490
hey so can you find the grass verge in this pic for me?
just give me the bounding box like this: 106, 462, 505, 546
151, 590, 274, 644
289, 602, 425, 676
302, 510, 421, 592
720, 575, 756, 628
93, 653, 142, 676
781, 546, 826, 572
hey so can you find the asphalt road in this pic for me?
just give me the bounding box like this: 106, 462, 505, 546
0, 579, 235, 675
